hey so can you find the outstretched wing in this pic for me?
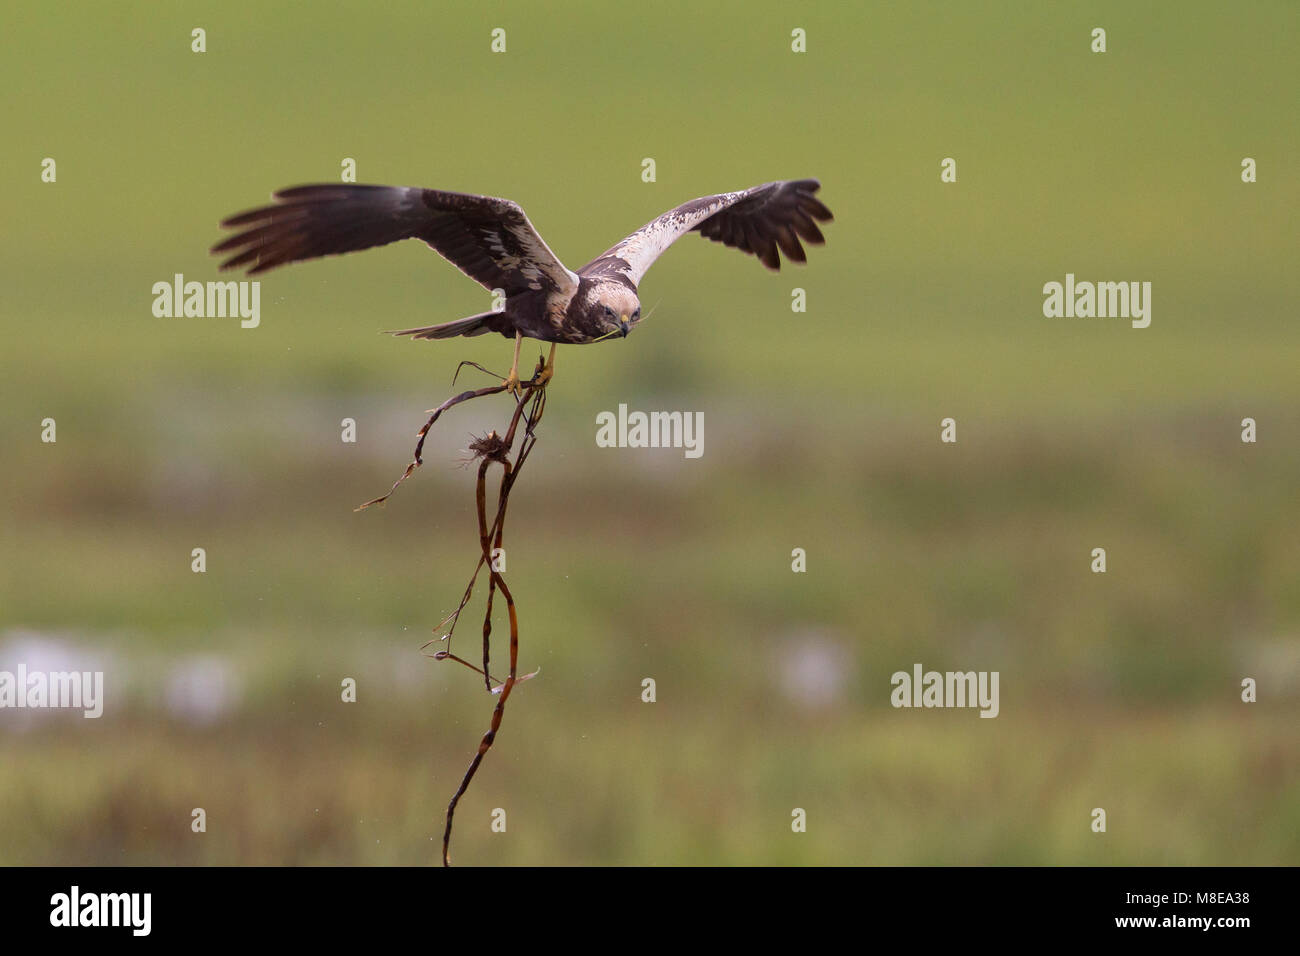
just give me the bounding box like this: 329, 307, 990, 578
212, 184, 578, 298
578, 179, 832, 286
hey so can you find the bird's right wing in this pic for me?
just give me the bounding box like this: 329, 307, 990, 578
212, 184, 579, 299
578, 179, 832, 286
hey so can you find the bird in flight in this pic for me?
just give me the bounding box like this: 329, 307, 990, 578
213, 179, 832, 392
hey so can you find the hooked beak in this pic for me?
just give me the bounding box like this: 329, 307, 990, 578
619, 315, 630, 337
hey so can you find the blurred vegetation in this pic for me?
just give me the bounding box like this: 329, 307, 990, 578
1, 1, 1297, 864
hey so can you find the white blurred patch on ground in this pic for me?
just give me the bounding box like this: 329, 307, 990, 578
0, 629, 116, 732
773, 630, 852, 711
163, 654, 243, 725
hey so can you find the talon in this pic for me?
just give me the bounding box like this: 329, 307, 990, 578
535, 343, 557, 388
501, 331, 525, 397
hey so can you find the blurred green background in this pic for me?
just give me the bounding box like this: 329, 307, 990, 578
2, 1, 1298, 865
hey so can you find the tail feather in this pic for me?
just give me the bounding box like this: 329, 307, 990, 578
387, 311, 500, 340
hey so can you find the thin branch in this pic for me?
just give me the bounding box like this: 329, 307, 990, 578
361, 356, 549, 866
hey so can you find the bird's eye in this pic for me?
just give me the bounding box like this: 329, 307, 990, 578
604, 306, 614, 317
633, 308, 640, 318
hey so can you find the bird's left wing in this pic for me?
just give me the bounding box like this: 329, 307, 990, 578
578, 179, 832, 286
213, 184, 578, 298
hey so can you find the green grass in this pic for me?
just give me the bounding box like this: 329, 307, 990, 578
1, 0, 1297, 865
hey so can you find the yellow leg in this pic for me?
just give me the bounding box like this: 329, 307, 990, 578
536, 343, 557, 387
503, 332, 522, 396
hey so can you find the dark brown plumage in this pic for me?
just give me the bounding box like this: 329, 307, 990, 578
213, 179, 832, 385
